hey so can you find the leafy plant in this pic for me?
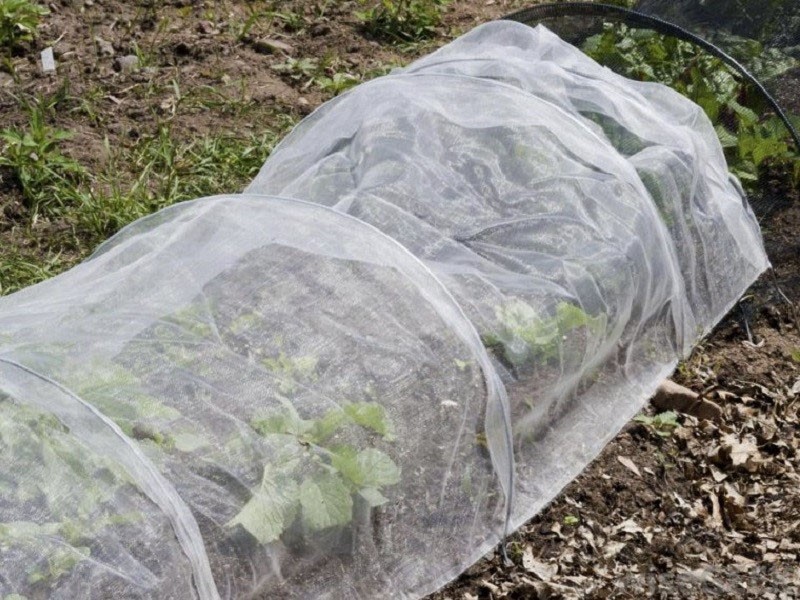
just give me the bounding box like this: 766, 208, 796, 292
272, 9, 305, 33
272, 57, 360, 95
272, 57, 320, 85
0, 394, 142, 590
262, 352, 319, 394
229, 402, 399, 544
356, 0, 448, 43
0, 0, 48, 48
581, 23, 800, 192
0, 102, 86, 215
316, 72, 360, 95
481, 300, 605, 371
634, 410, 680, 437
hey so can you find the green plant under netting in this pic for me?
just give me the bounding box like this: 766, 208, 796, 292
582, 23, 799, 191
481, 300, 606, 372
231, 402, 399, 544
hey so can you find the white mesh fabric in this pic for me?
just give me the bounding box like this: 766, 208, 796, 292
0, 22, 767, 600
247, 21, 767, 535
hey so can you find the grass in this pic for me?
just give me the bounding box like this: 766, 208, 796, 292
76, 123, 292, 238
0, 86, 296, 295
0, 249, 67, 295
0, 97, 87, 215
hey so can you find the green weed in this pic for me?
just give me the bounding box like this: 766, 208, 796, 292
272, 56, 320, 85
316, 71, 359, 95
272, 10, 306, 33
273, 56, 360, 95
0, 250, 68, 295
0, 100, 86, 215
77, 125, 289, 238
356, 0, 449, 43
0, 0, 47, 48
634, 410, 680, 437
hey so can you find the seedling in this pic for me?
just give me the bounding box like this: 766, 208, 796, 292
230, 402, 400, 544
634, 410, 680, 437
0, 0, 48, 48
316, 72, 360, 95
481, 300, 605, 371
272, 57, 360, 95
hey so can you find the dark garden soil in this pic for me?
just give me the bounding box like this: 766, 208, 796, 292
1, 1, 798, 599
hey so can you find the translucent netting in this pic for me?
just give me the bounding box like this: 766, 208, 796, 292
246, 21, 769, 529
0, 21, 768, 600
634, 0, 800, 89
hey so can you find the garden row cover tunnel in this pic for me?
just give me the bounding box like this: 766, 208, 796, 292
0, 14, 774, 600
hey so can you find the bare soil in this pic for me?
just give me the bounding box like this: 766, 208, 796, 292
1, 1, 798, 599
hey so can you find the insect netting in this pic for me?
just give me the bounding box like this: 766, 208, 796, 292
504, 0, 799, 316
0, 7, 781, 600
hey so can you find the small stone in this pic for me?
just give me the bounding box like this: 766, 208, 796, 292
94, 36, 114, 57
310, 23, 331, 37
653, 379, 723, 422
114, 54, 139, 72
197, 20, 215, 35
253, 38, 293, 55
297, 96, 309, 106
41, 47, 56, 73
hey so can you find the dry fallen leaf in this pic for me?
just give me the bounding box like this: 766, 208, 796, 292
522, 546, 558, 581
602, 541, 626, 559
617, 455, 642, 477
720, 433, 762, 469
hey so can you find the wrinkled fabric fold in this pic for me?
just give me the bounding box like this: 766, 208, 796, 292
0, 21, 768, 600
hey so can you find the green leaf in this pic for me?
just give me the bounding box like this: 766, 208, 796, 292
227, 468, 299, 544
728, 100, 759, 126
309, 408, 346, 443
359, 487, 389, 507
333, 448, 400, 489
299, 473, 353, 531
343, 402, 395, 440
714, 125, 738, 148
251, 405, 311, 438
